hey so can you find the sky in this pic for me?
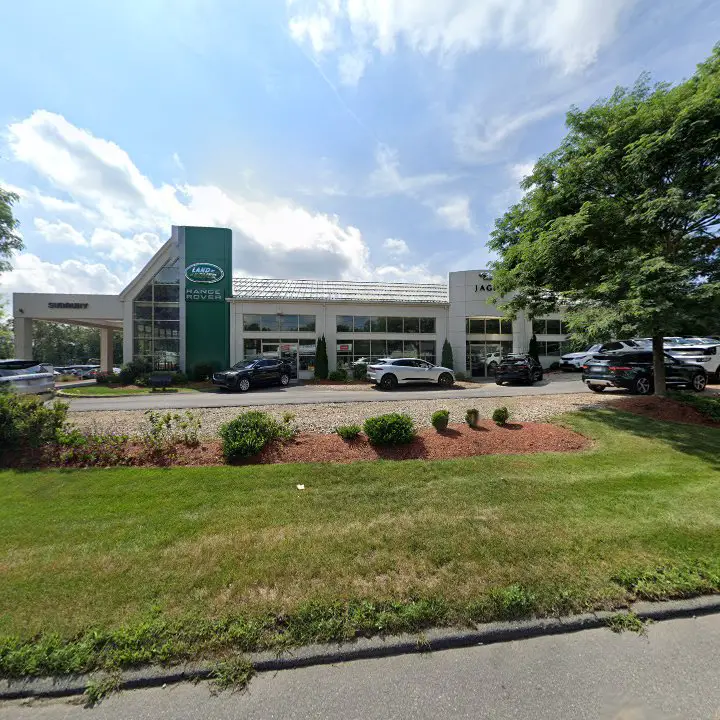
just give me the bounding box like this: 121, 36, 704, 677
1, 0, 719, 298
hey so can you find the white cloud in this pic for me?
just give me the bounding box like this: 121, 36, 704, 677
510, 161, 535, 183
6, 110, 435, 289
383, 237, 410, 255
374, 263, 444, 284
435, 195, 473, 233
4, 253, 126, 295
338, 51, 368, 85
34, 218, 87, 246
368, 144, 453, 197
289, 0, 633, 77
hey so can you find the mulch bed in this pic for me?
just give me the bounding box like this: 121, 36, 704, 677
1, 422, 589, 469
609, 396, 719, 428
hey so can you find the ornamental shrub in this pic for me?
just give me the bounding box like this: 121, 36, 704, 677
363, 413, 415, 446
431, 409, 450, 431
492, 406, 510, 426
352, 363, 368, 380
465, 408, 479, 428
118, 358, 152, 386
171, 372, 189, 385
192, 363, 215, 382
56, 430, 131, 467
314, 336, 329, 379
219, 411, 294, 462
441, 339, 454, 369
0, 395, 69, 452
328, 369, 348, 382
336, 424, 362, 441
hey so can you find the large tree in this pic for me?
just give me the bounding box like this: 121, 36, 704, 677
489, 47, 720, 395
0, 186, 23, 275
31, 322, 123, 366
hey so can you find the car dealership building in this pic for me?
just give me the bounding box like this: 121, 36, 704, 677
13, 226, 569, 379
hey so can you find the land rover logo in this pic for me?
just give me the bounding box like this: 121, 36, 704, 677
185, 262, 224, 284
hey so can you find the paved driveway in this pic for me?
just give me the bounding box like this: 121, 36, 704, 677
64, 374, 589, 412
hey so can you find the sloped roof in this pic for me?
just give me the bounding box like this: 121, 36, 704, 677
232, 278, 449, 304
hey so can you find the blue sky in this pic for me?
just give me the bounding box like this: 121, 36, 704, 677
1, 0, 719, 296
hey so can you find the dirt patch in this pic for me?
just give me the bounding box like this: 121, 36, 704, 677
609, 396, 719, 427
251, 421, 588, 465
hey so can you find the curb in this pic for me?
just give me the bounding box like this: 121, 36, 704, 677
2, 594, 719, 701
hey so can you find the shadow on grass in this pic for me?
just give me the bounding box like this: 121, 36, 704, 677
580, 407, 720, 469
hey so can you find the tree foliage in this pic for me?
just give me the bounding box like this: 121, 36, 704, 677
490, 46, 720, 394
31, 322, 123, 366
441, 339, 454, 369
314, 335, 328, 379
0, 186, 23, 275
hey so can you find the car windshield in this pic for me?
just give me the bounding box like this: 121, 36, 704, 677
232, 360, 256, 370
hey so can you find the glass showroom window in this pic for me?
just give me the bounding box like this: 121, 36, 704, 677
132, 258, 180, 370
532, 318, 569, 335
336, 340, 436, 369
336, 315, 438, 333
243, 314, 316, 332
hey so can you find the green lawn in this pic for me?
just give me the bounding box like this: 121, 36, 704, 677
59, 384, 208, 397
1, 409, 719, 677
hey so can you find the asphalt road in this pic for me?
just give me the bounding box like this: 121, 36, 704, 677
65, 374, 590, 411
5, 613, 720, 719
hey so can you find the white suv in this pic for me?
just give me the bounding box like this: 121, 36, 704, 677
664, 342, 720, 383
367, 358, 455, 390
560, 340, 641, 371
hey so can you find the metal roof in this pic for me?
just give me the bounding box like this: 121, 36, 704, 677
232, 278, 449, 304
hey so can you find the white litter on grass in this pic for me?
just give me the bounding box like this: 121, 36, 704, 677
296, 484, 305, 490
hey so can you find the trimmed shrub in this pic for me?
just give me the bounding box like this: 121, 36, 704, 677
465, 408, 479, 428
171, 372, 189, 385
0, 395, 69, 452
492, 406, 510, 426
431, 409, 450, 431
441, 339, 454, 369
192, 364, 215, 382
352, 363, 368, 381
118, 358, 152, 386
56, 430, 131, 467
328, 369, 348, 382
219, 411, 294, 462
95, 371, 120, 385
336, 424, 362, 441
363, 413, 415, 446
315, 336, 329, 379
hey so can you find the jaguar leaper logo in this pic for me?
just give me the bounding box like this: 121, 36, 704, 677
185, 262, 225, 284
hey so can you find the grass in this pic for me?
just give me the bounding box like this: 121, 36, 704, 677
59, 384, 208, 397
0, 408, 719, 678
606, 612, 649, 635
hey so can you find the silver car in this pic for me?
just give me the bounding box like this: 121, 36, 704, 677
367, 358, 455, 390
0, 359, 55, 395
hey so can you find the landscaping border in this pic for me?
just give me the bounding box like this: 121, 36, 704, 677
3, 595, 718, 700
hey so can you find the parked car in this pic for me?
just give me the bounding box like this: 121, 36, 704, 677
495, 354, 544, 386
560, 340, 641, 371
367, 358, 455, 390
485, 352, 503, 375
581, 349, 707, 394
212, 358, 292, 392
663, 342, 720, 383
0, 359, 55, 395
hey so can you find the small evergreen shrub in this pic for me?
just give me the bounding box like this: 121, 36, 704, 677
192, 364, 215, 382
465, 408, 479, 428
431, 409, 450, 431
171, 372, 189, 385
492, 406, 510, 426
328, 369, 348, 382
352, 363, 368, 380
336, 424, 362, 441
363, 413, 415, 446
441, 339, 454, 369
0, 395, 69, 452
118, 358, 152, 386
95, 372, 120, 385
56, 430, 131, 467
219, 411, 294, 462
314, 336, 329, 379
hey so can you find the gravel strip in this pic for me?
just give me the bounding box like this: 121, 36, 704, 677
68, 393, 616, 437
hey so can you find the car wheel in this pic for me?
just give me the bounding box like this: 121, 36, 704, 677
487, 362, 498, 376
531, 370, 543, 384
588, 384, 606, 393
236, 377, 251, 393
279, 373, 290, 387
632, 376, 652, 395
495, 379, 503, 385
438, 372, 454, 388
691, 373, 707, 392
380, 374, 398, 390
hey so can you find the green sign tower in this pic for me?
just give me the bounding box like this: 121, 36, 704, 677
179, 226, 232, 374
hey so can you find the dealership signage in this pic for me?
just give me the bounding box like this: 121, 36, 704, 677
337, 343, 352, 352
48, 302, 89, 309
185, 262, 225, 284
185, 288, 223, 301
474, 272, 493, 293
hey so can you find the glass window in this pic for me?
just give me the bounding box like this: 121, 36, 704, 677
386, 317, 403, 333
532, 319, 546, 335
500, 340, 513, 355
243, 314, 262, 331
500, 320, 513, 335
370, 316, 386, 333
133, 303, 153, 320
387, 340, 403, 357
354, 316, 371, 332
154, 305, 180, 321
153, 285, 179, 303
468, 318, 484, 334
133, 339, 153, 356
545, 341, 562, 356
419, 317, 435, 333
136, 286, 153, 302
244, 339, 261, 358
404, 340, 419, 357
546, 319, 562, 335
403, 317, 420, 334
371, 339, 387, 357
154, 320, 180, 338
279, 315, 299, 332
298, 315, 316, 332
420, 341, 436, 364
260, 315, 278, 332
485, 319, 501, 334
354, 340, 371, 357
560, 321, 570, 335
336, 315, 353, 333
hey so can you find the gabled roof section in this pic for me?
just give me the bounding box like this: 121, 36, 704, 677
231, 278, 449, 304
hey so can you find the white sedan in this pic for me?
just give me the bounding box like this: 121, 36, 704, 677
367, 358, 455, 390
0, 360, 55, 395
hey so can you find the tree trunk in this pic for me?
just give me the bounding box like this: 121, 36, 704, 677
652, 334, 666, 397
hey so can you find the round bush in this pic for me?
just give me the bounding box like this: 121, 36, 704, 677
352, 363, 368, 381
336, 424, 361, 441
492, 406, 510, 426
363, 413, 415, 446
465, 408, 480, 428
431, 409, 450, 431
328, 369, 349, 382
219, 411, 284, 461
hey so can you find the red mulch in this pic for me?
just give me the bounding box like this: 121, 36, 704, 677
251, 421, 588, 465
608, 396, 719, 428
